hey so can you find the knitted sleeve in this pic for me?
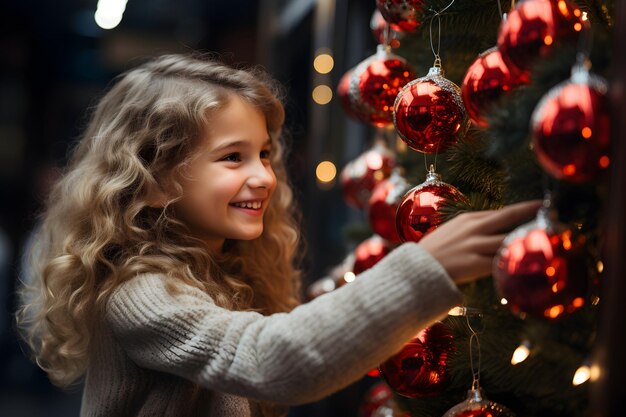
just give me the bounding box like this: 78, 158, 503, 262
106, 242, 463, 405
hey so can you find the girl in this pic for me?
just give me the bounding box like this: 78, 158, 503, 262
18, 54, 539, 417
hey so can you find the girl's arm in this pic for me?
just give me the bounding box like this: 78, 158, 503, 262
106, 242, 462, 405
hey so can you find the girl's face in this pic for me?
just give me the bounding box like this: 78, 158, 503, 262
174, 95, 277, 251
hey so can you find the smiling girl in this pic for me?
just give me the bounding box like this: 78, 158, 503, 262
17, 54, 539, 417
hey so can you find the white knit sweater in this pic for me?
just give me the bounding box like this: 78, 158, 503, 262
79, 242, 463, 416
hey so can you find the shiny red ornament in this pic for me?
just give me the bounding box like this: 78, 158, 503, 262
376, 0, 424, 32
341, 143, 395, 209
497, 0, 585, 80
442, 388, 515, 417
461, 47, 524, 128
531, 67, 610, 183
368, 170, 411, 244
353, 235, 393, 275
394, 67, 469, 153
348, 45, 416, 127
396, 167, 468, 243
379, 322, 454, 398
493, 207, 589, 319
359, 382, 393, 417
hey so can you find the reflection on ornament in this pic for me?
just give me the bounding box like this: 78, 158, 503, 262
493, 207, 589, 319
530, 66, 610, 183
497, 0, 584, 79
379, 322, 454, 398
394, 66, 468, 153
341, 143, 395, 209
348, 45, 416, 127
442, 387, 515, 417
396, 166, 468, 243
376, 0, 425, 32
461, 47, 524, 128
368, 170, 411, 243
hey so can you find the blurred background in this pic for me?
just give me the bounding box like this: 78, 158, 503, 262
0, 0, 382, 415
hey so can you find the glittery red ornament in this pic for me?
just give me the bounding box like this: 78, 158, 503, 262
376, 0, 424, 32
341, 143, 395, 209
396, 167, 468, 243
493, 207, 589, 319
349, 45, 416, 127
497, 0, 585, 80
394, 66, 469, 153
353, 235, 393, 275
368, 170, 411, 244
531, 66, 610, 183
442, 388, 515, 417
379, 322, 454, 398
461, 47, 524, 128
359, 381, 393, 417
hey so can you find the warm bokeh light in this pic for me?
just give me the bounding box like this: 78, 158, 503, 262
343, 271, 356, 283
573, 364, 591, 386
95, 0, 128, 30
316, 160, 337, 183
511, 342, 531, 365
597, 260, 604, 273
500, 298, 509, 305
312, 85, 333, 105
314, 53, 334, 74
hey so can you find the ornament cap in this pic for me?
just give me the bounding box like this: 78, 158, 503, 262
376, 43, 393, 58
427, 66, 445, 77
425, 164, 442, 183
466, 387, 485, 404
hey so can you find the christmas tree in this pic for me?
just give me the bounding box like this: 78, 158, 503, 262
309, 1, 615, 416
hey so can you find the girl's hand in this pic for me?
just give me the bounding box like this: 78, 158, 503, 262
418, 200, 542, 285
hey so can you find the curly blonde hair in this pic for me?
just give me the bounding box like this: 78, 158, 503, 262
17, 54, 302, 388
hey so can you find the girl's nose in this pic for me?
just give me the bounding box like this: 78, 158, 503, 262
247, 161, 275, 189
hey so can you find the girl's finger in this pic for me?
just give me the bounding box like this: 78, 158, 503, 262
478, 200, 542, 235
473, 234, 508, 255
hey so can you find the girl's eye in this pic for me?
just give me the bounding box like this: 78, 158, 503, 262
260, 149, 271, 159
222, 153, 241, 162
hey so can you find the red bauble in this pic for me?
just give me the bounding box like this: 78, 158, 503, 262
461, 47, 524, 128
338, 69, 358, 120
368, 170, 411, 244
341, 143, 395, 209
353, 235, 393, 275
376, 0, 424, 32
348, 45, 416, 127
493, 207, 589, 319
396, 168, 468, 243
442, 388, 515, 417
379, 322, 454, 398
531, 68, 610, 183
370, 9, 403, 47
497, 0, 584, 79
394, 67, 469, 153
359, 382, 393, 417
